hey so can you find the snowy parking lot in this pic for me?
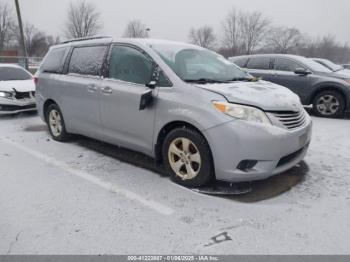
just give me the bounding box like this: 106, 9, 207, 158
0, 112, 350, 254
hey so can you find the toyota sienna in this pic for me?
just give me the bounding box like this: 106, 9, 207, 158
35, 37, 312, 187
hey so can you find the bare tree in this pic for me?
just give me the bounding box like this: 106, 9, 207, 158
21, 24, 46, 56
0, 1, 14, 50
266, 26, 302, 53
188, 25, 216, 49
46, 35, 61, 47
123, 20, 150, 38
316, 35, 340, 59
12, 23, 59, 57
64, 0, 102, 39
239, 11, 270, 55
221, 8, 241, 56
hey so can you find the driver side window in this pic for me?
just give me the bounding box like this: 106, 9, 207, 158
108, 45, 153, 85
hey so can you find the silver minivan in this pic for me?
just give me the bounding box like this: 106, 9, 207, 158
36, 37, 312, 187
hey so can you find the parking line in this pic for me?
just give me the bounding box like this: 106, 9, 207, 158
1, 137, 174, 216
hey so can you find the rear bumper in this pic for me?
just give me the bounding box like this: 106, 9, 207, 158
203, 113, 312, 182
0, 98, 37, 115
35, 93, 45, 122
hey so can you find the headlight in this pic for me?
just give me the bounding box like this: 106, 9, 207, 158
213, 101, 271, 125
0, 91, 13, 98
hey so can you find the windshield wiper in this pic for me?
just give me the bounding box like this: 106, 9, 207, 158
184, 78, 228, 84
228, 77, 257, 82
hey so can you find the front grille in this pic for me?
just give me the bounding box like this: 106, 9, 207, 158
14, 91, 34, 100
271, 109, 306, 130
0, 104, 36, 111
277, 148, 303, 167
277, 146, 306, 167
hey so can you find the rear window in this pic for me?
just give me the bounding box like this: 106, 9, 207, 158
0, 67, 32, 81
41, 47, 70, 74
246, 57, 271, 70
68, 45, 107, 76
232, 57, 248, 68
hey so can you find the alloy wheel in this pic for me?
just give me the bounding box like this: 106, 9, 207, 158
316, 95, 340, 116
49, 109, 63, 137
168, 137, 201, 180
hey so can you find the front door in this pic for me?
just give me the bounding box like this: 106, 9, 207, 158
271, 58, 312, 103
100, 44, 158, 155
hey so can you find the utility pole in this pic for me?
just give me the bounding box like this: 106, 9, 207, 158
14, 0, 28, 70
145, 28, 151, 38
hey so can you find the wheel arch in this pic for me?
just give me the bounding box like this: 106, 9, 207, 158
154, 120, 214, 169
309, 85, 348, 108
43, 99, 58, 123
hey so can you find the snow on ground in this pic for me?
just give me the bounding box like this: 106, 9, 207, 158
0, 112, 350, 254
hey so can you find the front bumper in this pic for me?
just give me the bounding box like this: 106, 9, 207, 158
346, 91, 350, 112
203, 113, 312, 182
0, 97, 37, 115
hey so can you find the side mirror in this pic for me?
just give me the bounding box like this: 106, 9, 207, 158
139, 89, 153, 110
146, 80, 157, 89
147, 64, 161, 88
294, 68, 311, 76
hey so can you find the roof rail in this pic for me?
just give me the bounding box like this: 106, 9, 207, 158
60, 36, 112, 44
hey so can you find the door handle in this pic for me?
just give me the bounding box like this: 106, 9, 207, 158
101, 86, 112, 94
87, 84, 98, 93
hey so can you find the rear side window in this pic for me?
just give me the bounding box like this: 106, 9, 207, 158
41, 47, 70, 74
246, 57, 271, 70
0, 67, 32, 80
233, 57, 248, 68
68, 45, 107, 76
274, 58, 303, 72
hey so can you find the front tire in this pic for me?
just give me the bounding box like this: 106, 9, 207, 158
312, 90, 344, 117
162, 127, 214, 187
46, 104, 71, 141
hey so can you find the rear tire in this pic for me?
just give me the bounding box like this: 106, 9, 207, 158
312, 90, 344, 118
45, 104, 71, 141
162, 127, 214, 187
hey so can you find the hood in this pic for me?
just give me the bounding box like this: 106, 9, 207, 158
334, 69, 350, 77
0, 79, 35, 92
316, 70, 350, 79
196, 80, 301, 112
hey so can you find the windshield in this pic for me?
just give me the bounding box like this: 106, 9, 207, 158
150, 44, 252, 83
317, 59, 343, 72
297, 57, 332, 73
0, 67, 32, 81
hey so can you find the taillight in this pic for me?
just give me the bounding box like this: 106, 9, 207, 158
34, 77, 39, 85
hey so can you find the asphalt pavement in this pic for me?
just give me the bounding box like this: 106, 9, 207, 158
1, 112, 350, 254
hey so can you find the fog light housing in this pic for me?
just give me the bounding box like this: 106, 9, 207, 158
237, 160, 258, 171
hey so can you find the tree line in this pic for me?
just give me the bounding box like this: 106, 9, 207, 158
0, 0, 60, 57
1, 0, 349, 63
189, 8, 350, 63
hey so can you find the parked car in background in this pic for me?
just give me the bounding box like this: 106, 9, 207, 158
342, 64, 350, 70
312, 58, 350, 76
35, 37, 312, 187
0, 64, 36, 115
230, 54, 350, 117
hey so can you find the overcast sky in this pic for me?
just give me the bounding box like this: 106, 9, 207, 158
4, 0, 350, 43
